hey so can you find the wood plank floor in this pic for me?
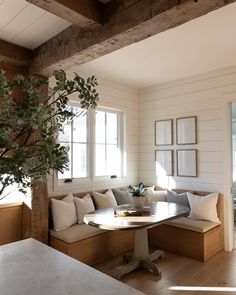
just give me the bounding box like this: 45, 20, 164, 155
95, 250, 236, 295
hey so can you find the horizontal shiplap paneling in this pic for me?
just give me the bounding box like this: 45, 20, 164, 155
138, 68, 236, 193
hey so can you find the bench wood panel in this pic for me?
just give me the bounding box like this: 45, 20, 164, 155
50, 230, 135, 266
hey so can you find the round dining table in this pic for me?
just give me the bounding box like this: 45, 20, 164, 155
84, 201, 190, 279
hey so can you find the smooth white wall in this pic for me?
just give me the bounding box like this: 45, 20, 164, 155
48, 75, 139, 196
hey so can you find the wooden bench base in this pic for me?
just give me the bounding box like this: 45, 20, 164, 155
148, 224, 223, 261
50, 230, 135, 266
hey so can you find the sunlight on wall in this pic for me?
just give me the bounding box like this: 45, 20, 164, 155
155, 162, 176, 189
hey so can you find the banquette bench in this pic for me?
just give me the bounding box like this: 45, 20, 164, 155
148, 188, 224, 261
48, 188, 224, 266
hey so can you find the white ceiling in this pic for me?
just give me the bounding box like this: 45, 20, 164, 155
0, 0, 71, 49
74, 2, 236, 89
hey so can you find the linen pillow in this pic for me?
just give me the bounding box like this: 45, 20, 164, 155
145, 189, 167, 202
112, 188, 133, 205
51, 194, 77, 231
74, 194, 95, 224
187, 192, 220, 223
167, 189, 190, 208
93, 189, 118, 209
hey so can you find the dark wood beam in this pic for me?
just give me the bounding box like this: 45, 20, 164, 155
26, 0, 105, 27
30, 0, 236, 76
0, 39, 33, 67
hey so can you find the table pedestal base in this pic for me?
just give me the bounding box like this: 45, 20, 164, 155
113, 228, 164, 279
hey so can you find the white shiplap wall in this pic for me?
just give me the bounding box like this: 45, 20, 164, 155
47, 74, 139, 196
138, 66, 236, 194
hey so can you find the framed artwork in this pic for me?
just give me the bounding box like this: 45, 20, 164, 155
176, 116, 197, 145
177, 149, 197, 177
155, 119, 173, 146
155, 150, 173, 176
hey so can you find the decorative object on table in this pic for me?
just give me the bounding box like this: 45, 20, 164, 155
0, 69, 99, 200
177, 149, 197, 177
155, 119, 173, 146
155, 150, 173, 176
114, 205, 144, 217
128, 182, 147, 208
176, 116, 197, 145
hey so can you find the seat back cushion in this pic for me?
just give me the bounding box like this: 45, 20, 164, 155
51, 194, 77, 231
187, 192, 220, 223
93, 189, 118, 209
74, 193, 95, 224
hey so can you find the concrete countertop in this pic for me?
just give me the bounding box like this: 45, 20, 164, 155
0, 238, 144, 295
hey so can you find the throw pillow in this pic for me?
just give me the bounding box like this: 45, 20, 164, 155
187, 192, 220, 223
74, 194, 95, 224
145, 185, 155, 191
167, 189, 190, 208
51, 194, 77, 231
112, 188, 133, 205
145, 189, 167, 202
93, 189, 118, 209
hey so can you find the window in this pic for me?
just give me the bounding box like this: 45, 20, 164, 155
58, 106, 88, 179
95, 110, 121, 177
58, 106, 123, 181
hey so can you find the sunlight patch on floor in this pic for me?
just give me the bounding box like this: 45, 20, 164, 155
169, 286, 236, 292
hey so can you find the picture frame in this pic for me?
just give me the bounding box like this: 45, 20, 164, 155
177, 149, 197, 177
155, 150, 173, 176
176, 116, 197, 145
155, 119, 173, 146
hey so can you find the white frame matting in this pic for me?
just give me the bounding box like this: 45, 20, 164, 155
177, 149, 197, 177
155, 119, 173, 146
155, 150, 173, 176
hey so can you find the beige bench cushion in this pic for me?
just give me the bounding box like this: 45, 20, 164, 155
164, 217, 220, 233
50, 224, 107, 243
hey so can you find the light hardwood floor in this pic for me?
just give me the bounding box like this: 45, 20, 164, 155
95, 250, 236, 295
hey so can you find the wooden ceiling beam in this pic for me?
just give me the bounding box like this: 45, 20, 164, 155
30, 0, 236, 76
0, 39, 33, 67
26, 0, 105, 27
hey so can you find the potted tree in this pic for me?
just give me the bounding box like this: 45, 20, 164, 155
0, 69, 99, 200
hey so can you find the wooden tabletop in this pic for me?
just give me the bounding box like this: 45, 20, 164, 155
0, 239, 145, 295
84, 201, 190, 230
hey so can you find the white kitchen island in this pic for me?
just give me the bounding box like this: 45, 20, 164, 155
0, 238, 144, 295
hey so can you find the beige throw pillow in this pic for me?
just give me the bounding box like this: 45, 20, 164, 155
74, 194, 95, 224
187, 192, 220, 223
93, 189, 117, 209
51, 194, 77, 231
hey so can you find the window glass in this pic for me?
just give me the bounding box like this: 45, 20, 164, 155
106, 112, 118, 144
96, 111, 105, 144
95, 110, 121, 177
58, 107, 88, 179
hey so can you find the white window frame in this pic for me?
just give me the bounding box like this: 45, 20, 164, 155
54, 105, 125, 189
93, 107, 124, 180
56, 102, 91, 186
